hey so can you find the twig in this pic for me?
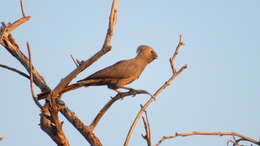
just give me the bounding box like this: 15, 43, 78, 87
26, 42, 42, 109
141, 109, 152, 146
0, 64, 30, 79
90, 89, 150, 129
20, 0, 26, 17
50, 0, 118, 100
124, 35, 187, 146
155, 131, 260, 146
70, 55, 80, 67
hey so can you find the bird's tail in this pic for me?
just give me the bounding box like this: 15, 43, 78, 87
38, 82, 88, 100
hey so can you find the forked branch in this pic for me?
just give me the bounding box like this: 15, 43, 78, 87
50, 0, 118, 100
155, 131, 260, 146
90, 89, 150, 130
124, 35, 187, 146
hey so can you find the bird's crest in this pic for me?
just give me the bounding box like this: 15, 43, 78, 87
136, 45, 152, 54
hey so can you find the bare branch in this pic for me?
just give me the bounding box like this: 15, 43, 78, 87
59, 104, 102, 146
0, 21, 49, 91
40, 104, 70, 146
20, 0, 26, 17
50, 0, 119, 100
0, 64, 29, 79
104, 0, 118, 47
155, 131, 260, 146
141, 110, 152, 146
26, 42, 42, 109
90, 89, 150, 130
1, 16, 31, 38
0, 1, 105, 146
124, 35, 187, 146
70, 55, 80, 67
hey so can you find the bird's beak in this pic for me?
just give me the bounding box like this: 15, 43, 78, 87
153, 51, 158, 60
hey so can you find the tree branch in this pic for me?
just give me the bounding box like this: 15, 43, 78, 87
50, 0, 118, 100
19, 0, 26, 17
0, 64, 29, 79
27, 42, 42, 109
59, 103, 102, 146
0, 22, 49, 91
141, 109, 152, 146
90, 89, 150, 130
40, 104, 70, 146
155, 131, 260, 146
124, 35, 187, 146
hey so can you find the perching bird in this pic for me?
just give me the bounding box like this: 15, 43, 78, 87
38, 45, 157, 99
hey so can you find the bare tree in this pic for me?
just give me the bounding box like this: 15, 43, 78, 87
1, 0, 259, 146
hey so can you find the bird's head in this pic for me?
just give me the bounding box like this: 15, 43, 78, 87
136, 45, 158, 63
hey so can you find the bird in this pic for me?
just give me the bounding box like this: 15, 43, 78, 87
37, 45, 157, 99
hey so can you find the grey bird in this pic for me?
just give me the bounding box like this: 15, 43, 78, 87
38, 45, 157, 99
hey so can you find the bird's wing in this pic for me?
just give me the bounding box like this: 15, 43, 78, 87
79, 59, 138, 81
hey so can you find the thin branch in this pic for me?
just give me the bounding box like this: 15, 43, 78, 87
26, 42, 42, 109
19, 0, 26, 17
70, 55, 80, 67
0, 64, 30, 79
124, 35, 187, 146
141, 109, 152, 146
50, 0, 118, 100
90, 89, 150, 129
155, 131, 260, 146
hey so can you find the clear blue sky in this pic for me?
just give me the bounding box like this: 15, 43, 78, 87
1, 0, 260, 146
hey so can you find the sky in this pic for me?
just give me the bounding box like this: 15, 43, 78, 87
1, 0, 260, 146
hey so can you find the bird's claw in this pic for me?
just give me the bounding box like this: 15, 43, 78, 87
129, 88, 138, 97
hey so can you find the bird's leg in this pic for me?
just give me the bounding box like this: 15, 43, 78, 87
113, 89, 124, 94
112, 89, 128, 100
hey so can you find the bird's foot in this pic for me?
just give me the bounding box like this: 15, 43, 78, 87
113, 89, 126, 100
124, 87, 152, 97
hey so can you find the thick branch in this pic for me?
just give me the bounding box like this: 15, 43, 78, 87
1, 1, 119, 146
40, 105, 70, 146
1, 3, 70, 146
155, 131, 260, 146
60, 104, 102, 146
124, 35, 187, 146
